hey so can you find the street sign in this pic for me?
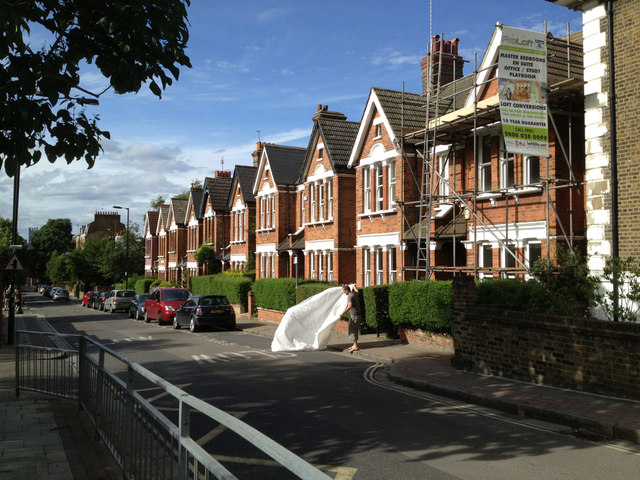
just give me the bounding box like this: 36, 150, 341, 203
4, 252, 25, 271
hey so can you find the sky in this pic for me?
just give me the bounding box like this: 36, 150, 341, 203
0, 0, 582, 241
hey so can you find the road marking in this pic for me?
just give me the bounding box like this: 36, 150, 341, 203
192, 349, 297, 364
110, 335, 154, 343
210, 455, 357, 478
364, 364, 640, 456
196, 411, 248, 446
142, 383, 191, 403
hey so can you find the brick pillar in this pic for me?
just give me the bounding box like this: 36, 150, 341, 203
247, 291, 256, 316
451, 275, 475, 368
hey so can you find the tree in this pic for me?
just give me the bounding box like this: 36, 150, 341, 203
150, 195, 167, 210
46, 252, 73, 284
194, 244, 218, 274
1, 1, 191, 177
31, 219, 73, 281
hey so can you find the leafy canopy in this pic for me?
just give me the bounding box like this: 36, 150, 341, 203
1, 0, 191, 177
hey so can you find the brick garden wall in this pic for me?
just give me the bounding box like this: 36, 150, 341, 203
451, 277, 640, 399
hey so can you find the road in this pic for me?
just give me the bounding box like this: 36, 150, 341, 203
26, 293, 640, 479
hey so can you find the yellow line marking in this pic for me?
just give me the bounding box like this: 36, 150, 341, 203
197, 411, 248, 446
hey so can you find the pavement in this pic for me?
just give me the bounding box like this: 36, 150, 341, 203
2, 297, 640, 479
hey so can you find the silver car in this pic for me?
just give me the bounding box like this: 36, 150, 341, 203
103, 289, 136, 313
52, 288, 69, 301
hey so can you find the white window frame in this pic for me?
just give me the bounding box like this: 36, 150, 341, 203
271, 253, 276, 278
310, 184, 316, 222
310, 252, 316, 280
301, 191, 306, 226
271, 195, 276, 228
479, 135, 492, 192
438, 155, 450, 197
388, 160, 396, 206
376, 248, 384, 285
364, 168, 372, 213
501, 243, 516, 269
525, 156, 541, 185
319, 182, 325, 221
318, 252, 324, 281
260, 197, 266, 229
374, 124, 382, 139
375, 164, 384, 211
499, 136, 514, 189
388, 247, 397, 283
327, 180, 334, 220
327, 252, 334, 282
259, 254, 265, 278
364, 248, 371, 287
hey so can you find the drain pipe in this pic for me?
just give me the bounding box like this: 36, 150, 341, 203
607, 0, 620, 320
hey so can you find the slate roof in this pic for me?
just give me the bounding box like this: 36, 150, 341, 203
234, 165, 258, 204
317, 117, 360, 169
372, 87, 426, 144
203, 175, 233, 213
170, 197, 188, 226
146, 211, 159, 236
187, 188, 204, 223
263, 144, 306, 185
157, 205, 170, 232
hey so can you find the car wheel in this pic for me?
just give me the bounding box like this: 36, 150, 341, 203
189, 316, 198, 333
173, 317, 180, 329
144, 311, 150, 323
157, 313, 163, 325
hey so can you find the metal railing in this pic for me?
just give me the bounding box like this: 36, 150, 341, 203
16, 330, 331, 480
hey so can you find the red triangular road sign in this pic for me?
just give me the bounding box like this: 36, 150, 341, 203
4, 252, 25, 271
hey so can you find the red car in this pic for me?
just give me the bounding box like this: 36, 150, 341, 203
144, 287, 190, 325
82, 290, 95, 307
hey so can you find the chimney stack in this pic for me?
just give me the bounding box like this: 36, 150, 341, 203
421, 35, 464, 95
312, 104, 347, 122
252, 141, 263, 167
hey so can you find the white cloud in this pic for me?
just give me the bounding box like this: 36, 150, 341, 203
370, 48, 422, 69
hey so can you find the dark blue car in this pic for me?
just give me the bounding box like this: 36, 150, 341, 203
173, 295, 236, 332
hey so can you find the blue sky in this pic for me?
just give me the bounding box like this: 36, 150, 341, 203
0, 0, 581, 240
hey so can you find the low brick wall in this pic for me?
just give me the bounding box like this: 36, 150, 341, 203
399, 327, 454, 353
452, 277, 640, 399
257, 308, 284, 324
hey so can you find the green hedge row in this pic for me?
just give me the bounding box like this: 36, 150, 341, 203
252, 278, 298, 311
475, 278, 559, 314
134, 278, 156, 294
189, 274, 252, 309
388, 280, 453, 333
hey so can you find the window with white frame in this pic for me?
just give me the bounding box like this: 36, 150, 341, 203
327, 252, 334, 282
271, 195, 276, 228
499, 137, 514, 189
363, 248, 371, 287
260, 254, 265, 278
525, 156, 540, 184
388, 160, 396, 206
318, 253, 324, 281
479, 136, 493, 192
375, 164, 384, 211
501, 243, 516, 269
271, 253, 276, 278
310, 252, 316, 280
438, 155, 450, 197
480, 243, 493, 268
301, 191, 306, 225
526, 242, 542, 268
310, 184, 316, 222
364, 168, 371, 212
319, 182, 325, 221
376, 248, 384, 285
260, 197, 266, 229
388, 247, 397, 283
374, 124, 382, 138
327, 181, 333, 220
318, 147, 323, 161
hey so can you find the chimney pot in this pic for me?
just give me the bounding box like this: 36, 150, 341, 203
317, 104, 322, 112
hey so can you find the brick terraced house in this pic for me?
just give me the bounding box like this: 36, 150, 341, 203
166, 197, 188, 285
155, 205, 171, 282
143, 210, 160, 278
228, 164, 258, 271
200, 171, 233, 273
184, 186, 204, 283
254, 143, 306, 279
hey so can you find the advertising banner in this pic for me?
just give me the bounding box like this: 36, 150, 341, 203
498, 26, 549, 157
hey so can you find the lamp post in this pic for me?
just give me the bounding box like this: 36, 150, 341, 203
113, 206, 129, 289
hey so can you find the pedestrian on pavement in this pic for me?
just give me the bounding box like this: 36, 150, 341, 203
340, 284, 362, 353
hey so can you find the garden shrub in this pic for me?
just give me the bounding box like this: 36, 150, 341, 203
189, 274, 252, 309
362, 285, 395, 335
388, 280, 453, 332
295, 282, 338, 304
135, 278, 156, 294
252, 278, 297, 311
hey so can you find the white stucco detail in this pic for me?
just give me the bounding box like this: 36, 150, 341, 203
305, 239, 335, 251
230, 254, 247, 262
256, 243, 277, 253
356, 232, 400, 248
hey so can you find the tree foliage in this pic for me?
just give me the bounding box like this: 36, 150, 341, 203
31, 218, 73, 281
1, 0, 192, 177
593, 256, 640, 322
150, 195, 167, 210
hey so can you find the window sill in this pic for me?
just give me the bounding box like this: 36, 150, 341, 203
358, 209, 396, 219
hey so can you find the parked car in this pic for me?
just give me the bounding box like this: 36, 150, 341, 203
52, 288, 70, 302
173, 295, 236, 332
42, 285, 53, 297
144, 287, 190, 325
103, 289, 136, 313
94, 291, 110, 310
82, 290, 95, 307
129, 293, 148, 320
86, 291, 100, 309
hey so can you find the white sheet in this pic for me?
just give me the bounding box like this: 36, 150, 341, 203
270, 286, 349, 352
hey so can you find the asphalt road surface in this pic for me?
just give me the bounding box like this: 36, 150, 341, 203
26, 294, 640, 480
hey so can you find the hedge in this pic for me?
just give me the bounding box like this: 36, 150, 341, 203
189, 274, 252, 309
362, 284, 394, 334
295, 282, 339, 304
388, 280, 453, 332
252, 278, 297, 311
475, 278, 554, 314
135, 278, 156, 294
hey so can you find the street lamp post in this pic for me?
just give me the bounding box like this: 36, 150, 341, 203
113, 206, 129, 289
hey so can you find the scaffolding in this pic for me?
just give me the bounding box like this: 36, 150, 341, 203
399, 23, 585, 281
